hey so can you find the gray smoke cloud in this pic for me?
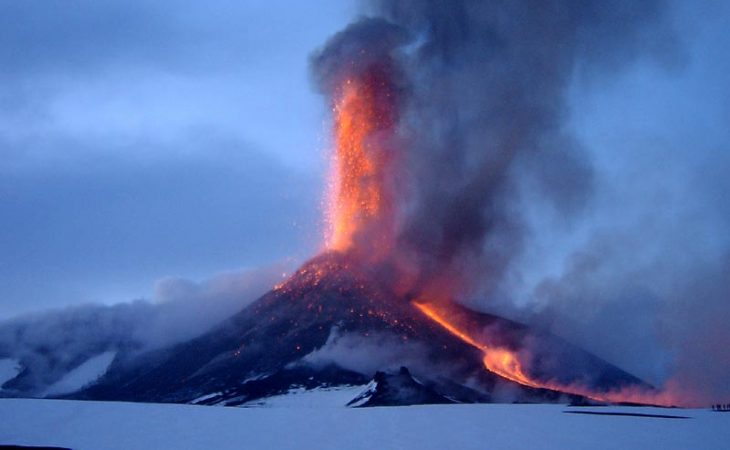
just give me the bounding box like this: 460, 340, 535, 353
302, 328, 434, 377
312, 1, 730, 405
513, 140, 730, 405
373, 0, 679, 299
0, 262, 291, 396
311, 0, 679, 298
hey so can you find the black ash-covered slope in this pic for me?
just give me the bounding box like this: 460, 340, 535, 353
74, 252, 651, 406
75, 252, 494, 404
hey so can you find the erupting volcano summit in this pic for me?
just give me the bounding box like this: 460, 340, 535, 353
68, 12, 682, 409
76, 251, 656, 407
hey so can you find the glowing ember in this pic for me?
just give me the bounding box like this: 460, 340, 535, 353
325, 72, 396, 254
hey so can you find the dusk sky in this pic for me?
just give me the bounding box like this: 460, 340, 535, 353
1, 0, 728, 322
1, 1, 355, 315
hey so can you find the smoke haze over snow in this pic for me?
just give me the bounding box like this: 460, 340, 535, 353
506, 4, 730, 404
0, 262, 291, 395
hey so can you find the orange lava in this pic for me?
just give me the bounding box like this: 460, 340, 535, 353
413, 300, 680, 405
325, 75, 395, 253
413, 301, 541, 388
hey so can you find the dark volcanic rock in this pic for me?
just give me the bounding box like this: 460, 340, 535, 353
348, 367, 454, 407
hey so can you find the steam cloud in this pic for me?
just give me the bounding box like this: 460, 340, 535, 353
312, 0, 728, 405
0, 263, 289, 396
302, 328, 435, 377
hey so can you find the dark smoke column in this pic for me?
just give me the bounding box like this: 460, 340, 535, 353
313, 0, 675, 305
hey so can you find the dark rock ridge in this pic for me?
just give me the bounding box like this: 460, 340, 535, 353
348, 367, 454, 407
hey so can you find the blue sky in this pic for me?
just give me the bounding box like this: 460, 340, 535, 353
1, 0, 728, 322
0, 1, 355, 315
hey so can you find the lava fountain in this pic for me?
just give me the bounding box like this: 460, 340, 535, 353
325, 68, 398, 257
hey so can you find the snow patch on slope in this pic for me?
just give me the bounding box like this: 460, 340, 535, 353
191, 392, 223, 405
45, 351, 116, 397
0, 358, 22, 387
347, 379, 378, 407
243, 385, 367, 408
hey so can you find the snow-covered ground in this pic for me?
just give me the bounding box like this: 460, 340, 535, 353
0, 399, 725, 450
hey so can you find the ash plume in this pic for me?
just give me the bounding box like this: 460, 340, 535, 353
309, 0, 730, 406
379, 0, 677, 298
311, 0, 679, 299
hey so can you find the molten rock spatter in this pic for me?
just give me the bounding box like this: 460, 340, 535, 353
325, 69, 400, 257
311, 18, 408, 262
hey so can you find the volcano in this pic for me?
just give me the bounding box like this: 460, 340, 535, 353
73, 252, 653, 406
64, 8, 671, 408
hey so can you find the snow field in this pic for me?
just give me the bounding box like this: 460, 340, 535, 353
0, 399, 725, 450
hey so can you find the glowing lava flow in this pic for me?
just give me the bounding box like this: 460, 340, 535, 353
413, 301, 542, 389
325, 75, 395, 253
413, 301, 680, 405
